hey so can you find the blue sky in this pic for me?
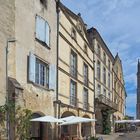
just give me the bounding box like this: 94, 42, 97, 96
61, 0, 140, 117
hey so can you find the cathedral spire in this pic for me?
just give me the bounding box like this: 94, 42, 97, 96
138, 59, 140, 73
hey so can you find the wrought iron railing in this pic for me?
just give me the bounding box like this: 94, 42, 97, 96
83, 102, 89, 110
96, 94, 118, 110
70, 96, 78, 107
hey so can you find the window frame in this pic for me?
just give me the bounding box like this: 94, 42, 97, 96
70, 80, 77, 107
83, 63, 88, 86
70, 50, 77, 78
103, 52, 106, 64
97, 60, 101, 80
97, 84, 101, 95
103, 67, 106, 85
71, 28, 77, 41
35, 15, 50, 48
35, 58, 49, 88
83, 87, 89, 110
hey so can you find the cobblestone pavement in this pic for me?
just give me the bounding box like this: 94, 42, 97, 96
97, 130, 140, 140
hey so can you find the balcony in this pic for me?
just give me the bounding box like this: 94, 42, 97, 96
96, 94, 118, 111
70, 96, 78, 107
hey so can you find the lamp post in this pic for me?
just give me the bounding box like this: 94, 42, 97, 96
6, 38, 16, 140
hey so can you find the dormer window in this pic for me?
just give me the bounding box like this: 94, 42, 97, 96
71, 28, 76, 40
77, 22, 82, 33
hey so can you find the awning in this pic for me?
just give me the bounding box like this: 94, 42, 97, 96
115, 120, 140, 123
59, 116, 96, 125
30, 115, 63, 123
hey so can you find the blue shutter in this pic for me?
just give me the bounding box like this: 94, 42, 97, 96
36, 16, 45, 42
29, 52, 36, 83
49, 64, 56, 90
45, 22, 50, 46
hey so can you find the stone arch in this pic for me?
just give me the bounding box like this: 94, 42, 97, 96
30, 112, 53, 140
61, 111, 75, 118
61, 111, 77, 139
81, 115, 91, 137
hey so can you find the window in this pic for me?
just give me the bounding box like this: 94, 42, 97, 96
108, 59, 111, 70
70, 50, 77, 78
83, 88, 88, 110
103, 67, 106, 85
29, 52, 56, 90
36, 15, 50, 47
84, 44, 87, 54
97, 44, 101, 57
70, 80, 77, 106
97, 84, 101, 95
35, 58, 49, 87
103, 89, 106, 96
97, 60, 101, 80
71, 28, 76, 40
108, 92, 111, 99
108, 72, 110, 89
83, 63, 88, 86
103, 52, 106, 64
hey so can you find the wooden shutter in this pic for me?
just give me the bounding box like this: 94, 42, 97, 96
29, 52, 36, 83
45, 22, 50, 46
49, 64, 56, 90
36, 16, 45, 42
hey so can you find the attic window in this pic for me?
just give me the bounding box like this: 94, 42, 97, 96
40, 0, 47, 8
77, 23, 82, 32
71, 28, 76, 40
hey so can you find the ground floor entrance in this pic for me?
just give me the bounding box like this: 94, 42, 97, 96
30, 113, 53, 140
54, 101, 95, 140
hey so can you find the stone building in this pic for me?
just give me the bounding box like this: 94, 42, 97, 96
137, 60, 140, 119
0, 0, 15, 107
0, 0, 57, 139
88, 28, 118, 134
54, 3, 95, 139
113, 54, 126, 122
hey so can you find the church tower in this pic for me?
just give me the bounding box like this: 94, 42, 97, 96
137, 59, 140, 119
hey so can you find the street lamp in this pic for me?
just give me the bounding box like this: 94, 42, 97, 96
6, 38, 16, 140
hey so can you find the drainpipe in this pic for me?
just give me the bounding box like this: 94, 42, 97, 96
6, 38, 16, 140
93, 57, 96, 137
56, 0, 60, 105
56, 1, 61, 139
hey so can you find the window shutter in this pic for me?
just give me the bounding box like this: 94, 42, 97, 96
45, 22, 50, 46
49, 64, 56, 90
29, 52, 36, 83
36, 16, 45, 42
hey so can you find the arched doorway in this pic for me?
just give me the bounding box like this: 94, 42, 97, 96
95, 109, 103, 133
81, 115, 91, 138
61, 111, 77, 139
30, 113, 52, 140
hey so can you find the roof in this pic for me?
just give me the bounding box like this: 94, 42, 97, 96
87, 27, 114, 62
59, 2, 90, 45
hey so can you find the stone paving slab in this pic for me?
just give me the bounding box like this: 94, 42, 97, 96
96, 133, 121, 140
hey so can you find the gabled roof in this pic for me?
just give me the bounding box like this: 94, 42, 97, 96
87, 27, 114, 62
59, 2, 89, 44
